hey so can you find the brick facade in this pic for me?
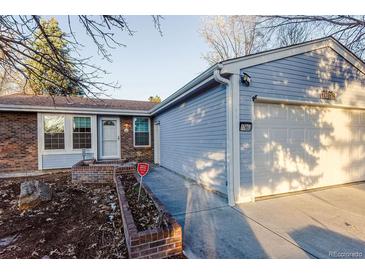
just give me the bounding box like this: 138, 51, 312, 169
120, 116, 154, 163
0, 112, 38, 172
0, 113, 154, 174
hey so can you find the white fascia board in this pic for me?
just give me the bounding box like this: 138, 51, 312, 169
150, 65, 218, 115
327, 38, 365, 74
221, 37, 365, 75
0, 104, 150, 116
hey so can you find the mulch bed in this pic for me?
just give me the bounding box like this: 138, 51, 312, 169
0, 172, 127, 259
120, 174, 168, 231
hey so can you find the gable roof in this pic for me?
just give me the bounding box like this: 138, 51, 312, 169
150, 36, 365, 115
220, 36, 365, 74
0, 94, 157, 115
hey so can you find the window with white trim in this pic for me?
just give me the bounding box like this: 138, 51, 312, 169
134, 117, 150, 147
73, 117, 92, 149
44, 115, 65, 150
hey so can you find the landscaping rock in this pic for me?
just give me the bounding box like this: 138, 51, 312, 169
18, 181, 52, 210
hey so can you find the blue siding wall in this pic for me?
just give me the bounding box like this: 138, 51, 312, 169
155, 84, 227, 194
42, 153, 94, 169
239, 47, 365, 200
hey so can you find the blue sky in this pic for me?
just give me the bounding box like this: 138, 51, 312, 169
56, 16, 210, 101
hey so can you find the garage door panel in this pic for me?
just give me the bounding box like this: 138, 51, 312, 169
269, 104, 287, 120
349, 110, 361, 125
288, 106, 305, 122
289, 128, 305, 145
254, 128, 269, 144
254, 103, 269, 120
253, 103, 365, 197
269, 128, 288, 143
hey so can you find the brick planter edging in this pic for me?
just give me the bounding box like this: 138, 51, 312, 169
114, 174, 183, 259
72, 159, 135, 184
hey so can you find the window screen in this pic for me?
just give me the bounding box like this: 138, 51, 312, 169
73, 117, 92, 149
134, 117, 150, 146
44, 115, 65, 150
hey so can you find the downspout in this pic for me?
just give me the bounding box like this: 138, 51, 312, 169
214, 64, 235, 206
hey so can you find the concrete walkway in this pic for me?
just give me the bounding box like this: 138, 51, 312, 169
144, 167, 312, 258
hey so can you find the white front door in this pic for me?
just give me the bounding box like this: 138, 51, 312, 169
100, 117, 120, 159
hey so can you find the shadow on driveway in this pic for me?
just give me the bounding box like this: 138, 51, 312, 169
144, 167, 311, 258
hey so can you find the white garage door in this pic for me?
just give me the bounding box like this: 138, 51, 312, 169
253, 102, 365, 197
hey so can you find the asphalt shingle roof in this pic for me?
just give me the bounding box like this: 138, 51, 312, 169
0, 93, 157, 111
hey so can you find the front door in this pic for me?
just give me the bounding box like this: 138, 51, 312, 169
100, 117, 120, 159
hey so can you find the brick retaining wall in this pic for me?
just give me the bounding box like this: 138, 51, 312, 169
72, 160, 135, 184
115, 175, 183, 259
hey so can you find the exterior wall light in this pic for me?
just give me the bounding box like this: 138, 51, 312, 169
123, 122, 130, 133
240, 72, 251, 86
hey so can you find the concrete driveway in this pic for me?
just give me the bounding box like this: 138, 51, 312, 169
236, 184, 365, 259
144, 167, 365, 259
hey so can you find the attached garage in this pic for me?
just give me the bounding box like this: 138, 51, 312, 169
151, 37, 365, 205
253, 101, 365, 197
236, 38, 365, 204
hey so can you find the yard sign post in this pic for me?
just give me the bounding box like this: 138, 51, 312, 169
137, 163, 149, 201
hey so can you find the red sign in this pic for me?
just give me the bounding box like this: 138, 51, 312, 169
137, 163, 149, 177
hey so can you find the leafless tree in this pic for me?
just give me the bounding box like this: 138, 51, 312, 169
275, 22, 312, 47
262, 16, 365, 59
0, 15, 163, 97
199, 16, 269, 64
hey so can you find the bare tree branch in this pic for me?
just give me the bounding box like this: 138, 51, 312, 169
199, 16, 270, 65
0, 15, 163, 97
261, 15, 365, 59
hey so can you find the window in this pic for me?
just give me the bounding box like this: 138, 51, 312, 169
103, 120, 115, 126
73, 117, 92, 149
44, 115, 65, 150
134, 117, 150, 147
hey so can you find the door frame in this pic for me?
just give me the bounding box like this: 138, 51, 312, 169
154, 121, 160, 164
98, 116, 121, 160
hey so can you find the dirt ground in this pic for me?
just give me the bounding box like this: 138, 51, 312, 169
0, 172, 128, 259
120, 174, 168, 231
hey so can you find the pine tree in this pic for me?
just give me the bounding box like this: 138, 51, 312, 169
148, 95, 161, 103
26, 17, 83, 96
